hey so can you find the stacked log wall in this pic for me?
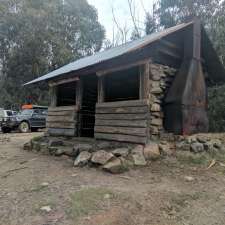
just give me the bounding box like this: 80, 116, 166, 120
95, 100, 150, 144
47, 106, 78, 136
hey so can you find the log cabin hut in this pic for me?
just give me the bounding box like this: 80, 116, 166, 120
25, 19, 225, 144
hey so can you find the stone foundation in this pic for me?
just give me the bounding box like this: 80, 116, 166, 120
23, 133, 225, 174
24, 136, 161, 174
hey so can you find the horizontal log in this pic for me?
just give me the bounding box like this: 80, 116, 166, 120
48, 110, 76, 116
47, 122, 76, 129
96, 106, 149, 114
95, 119, 147, 128
94, 126, 147, 137
47, 115, 76, 122
96, 99, 149, 108
95, 133, 147, 144
48, 105, 78, 112
48, 128, 76, 137
95, 113, 149, 120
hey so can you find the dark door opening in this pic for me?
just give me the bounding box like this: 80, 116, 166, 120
80, 75, 98, 137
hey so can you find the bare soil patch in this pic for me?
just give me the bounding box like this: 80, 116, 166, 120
1, 133, 225, 225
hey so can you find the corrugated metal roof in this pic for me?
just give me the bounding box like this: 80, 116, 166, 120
25, 22, 193, 85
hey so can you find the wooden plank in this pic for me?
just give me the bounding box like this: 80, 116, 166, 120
96, 106, 148, 114
47, 115, 76, 122
96, 59, 150, 76
95, 119, 147, 128
48, 110, 76, 116
48, 128, 76, 137
47, 121, 76, 129
95, 133, 147, 144
94, 126, 147, 137
48, 105, 78, 112
96, 99, 148, 108
95, 113, 149, 120
49, 77, 79, 87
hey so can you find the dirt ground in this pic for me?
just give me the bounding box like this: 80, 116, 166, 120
1, 133, 225, 225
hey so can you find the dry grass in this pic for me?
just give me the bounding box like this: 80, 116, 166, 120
67, 187, 119, 219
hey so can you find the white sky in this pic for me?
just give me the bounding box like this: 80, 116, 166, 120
88, 0, 154, 41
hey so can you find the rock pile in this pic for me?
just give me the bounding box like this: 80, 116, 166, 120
23, 138, 162, 174
176, 135, 223, 154
149, 64, 177, 139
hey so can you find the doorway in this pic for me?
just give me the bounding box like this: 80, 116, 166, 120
79, 74, 98, 137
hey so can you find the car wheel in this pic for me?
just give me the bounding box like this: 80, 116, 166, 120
19, 121, 30, 133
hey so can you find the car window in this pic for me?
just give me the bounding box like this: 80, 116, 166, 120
40, 109, 48, 115
19, 109, 33, 116
33, 109, 40, 114
6, 111, 13, 116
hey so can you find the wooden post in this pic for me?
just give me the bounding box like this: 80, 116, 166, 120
76, 79, 82, 109
139, 63, 150, 99
98, 76, 105, 103
49, 86, 57, 107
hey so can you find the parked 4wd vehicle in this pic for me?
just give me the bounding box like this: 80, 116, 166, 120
16, 107, 48, 133
0, 109, 17, 133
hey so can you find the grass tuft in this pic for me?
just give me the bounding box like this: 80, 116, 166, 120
68, 187, 117, 219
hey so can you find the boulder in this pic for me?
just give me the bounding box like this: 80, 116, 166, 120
23, 142, 32, 151
151, 118, 163, 126
91, 150, 114, 165
203, 142, 214, 152
176, 142, 190, 151
151, 87, 163, 94
39, 143, 49, 154
64, 147, 79, 157
112, 148, 129, 157
159, 143, 173, 156
132, 153, 147, 166
54, 148, 65, 156
74, 151, 92, 167
73, 143, 93, 153
151, 74, 161, 81
48, 147, 58, 155
186, 136, 197, 144
196, 136, 209, 143
32, 141, 41, 152
212, 139, 222, 149
48, 139, 64, 147
143, 143, 160, 160
151, 103, 161, 112
131, 146, 146, 166
131, 145, 144, 154
190, 142, 204, 153
103, 158, 128, 174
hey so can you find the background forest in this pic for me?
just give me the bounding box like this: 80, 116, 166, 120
0, 0, 225, 131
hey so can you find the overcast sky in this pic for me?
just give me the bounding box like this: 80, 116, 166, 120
88, 0, 154, 41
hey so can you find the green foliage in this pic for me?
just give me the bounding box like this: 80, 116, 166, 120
148, 0, 220, 29
0, 0, 105, 109
208, 85, 225, 132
